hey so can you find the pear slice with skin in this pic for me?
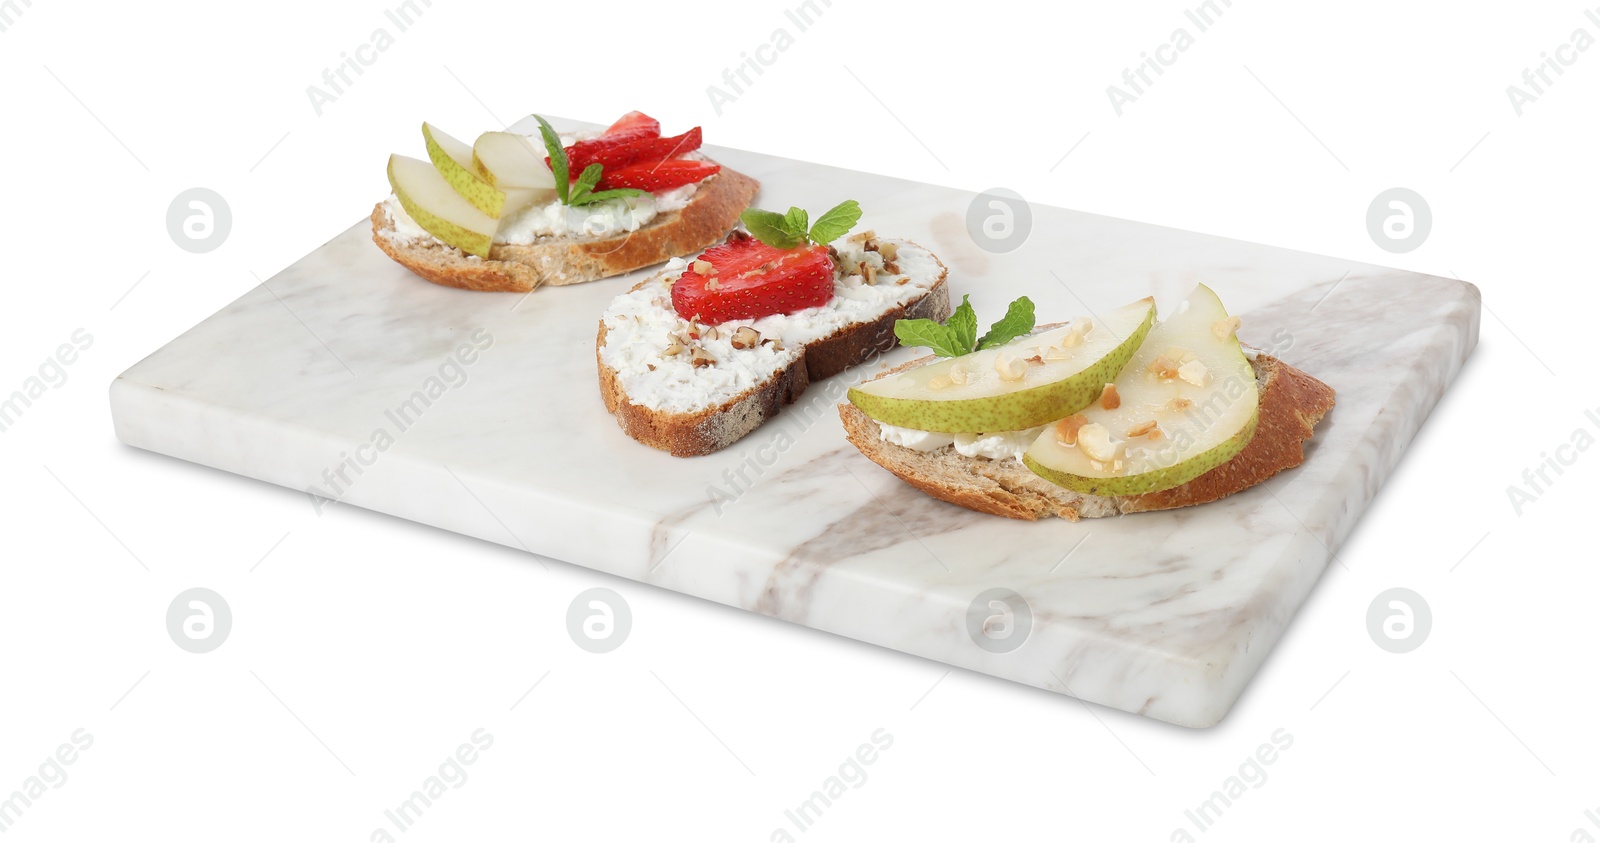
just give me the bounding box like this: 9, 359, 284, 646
1022, 284, 1259, 496
848, 298, 1155, 433
387, 154, 498, 258
472, 131, 559, 194
423, 122, 510, 218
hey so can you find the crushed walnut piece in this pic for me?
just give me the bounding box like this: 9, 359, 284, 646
1099, 383, 1121, 410
1147, 355, 1180, 381
995, 353, 1027, 382
1168, 397, 1193, 412
689, 347, 716, 368
1054, 413, 1089, 446
1126, 420, 1161, 439
878, 242, 899, 261
692, 259, 714, 275
731, 326, 761, 350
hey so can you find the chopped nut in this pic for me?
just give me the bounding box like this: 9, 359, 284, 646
927, 374, 954, 390
863, 263, 878, 284
1211, 316, 1241, 340
702, 325, 721, 341
705, 277, 721, 291
848, 229, 877, 244
1072, 317, 1093, 338
1099, 383, 1121, 410
692, 259, 715, 275
878, 242, 899, 261
894, 276, 910, 285
1177, 359, 1209, 387
1054, 413, 1089, 446
646, 363, 656, 371
731, 326, 761, 350
689, 347, 716, 368
1168, 397, 1193, 412
948, 363, 969, 385
827, 245, 841, 264
1024, 354, 1045, 365
1076, 423, 1121, 462
883, 260, 901, 274
863, 238, 879, 252
727, 229, 752, 243
1126, 420, 1160, 439
995, 353, 1027, 382
662, 340, 685, 357
1147, 355, 1180, 381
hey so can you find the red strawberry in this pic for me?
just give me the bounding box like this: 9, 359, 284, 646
672, 236, 835, 323
570, 127, 703, 173
599, 159, 720, 192
605, 111, 660, 137
550, 113, 662, 175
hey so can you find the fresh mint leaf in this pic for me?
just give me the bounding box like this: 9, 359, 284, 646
946, 295, 978, 355
784, 207, 809, 242
976, 296, 1037, 350
808, 199, 862, 245
740, 209, 804, 249
893, 319, 968, 358
568, 163, 603, 204
533, 115, 570, 205
571, 188, 648, 206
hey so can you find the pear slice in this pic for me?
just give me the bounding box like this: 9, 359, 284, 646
423, 122, 510, 218
847, 298, 1155, 433
1022, 284, 1259, 496
387, 154, 498, 258
472, 131, 559, 195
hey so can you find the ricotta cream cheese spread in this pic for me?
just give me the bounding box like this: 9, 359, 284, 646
876, 422, 1048, 462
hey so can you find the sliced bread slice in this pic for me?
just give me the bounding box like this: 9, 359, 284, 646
372, 167, 760, 293
597, 238, 951, 457
838, 351, 1335, 519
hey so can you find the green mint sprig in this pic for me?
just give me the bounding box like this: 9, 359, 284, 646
533, 115, 648, 207
739, 200, 863, 249
894, 295, 1036, 358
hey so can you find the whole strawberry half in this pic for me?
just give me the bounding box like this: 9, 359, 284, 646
672, 237, 835, 324
599, 159, 720, 192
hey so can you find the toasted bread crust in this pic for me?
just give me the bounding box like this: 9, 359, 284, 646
596, 250, 951, 457
837, 353, 1335, 519
371, 167, 760, 293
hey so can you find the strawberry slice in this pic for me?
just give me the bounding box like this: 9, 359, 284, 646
551, 112, 662, 175
605, 111, 660, 137
599, 159, 720, 192
570, 127, 703, 174
672, 236, 835, 323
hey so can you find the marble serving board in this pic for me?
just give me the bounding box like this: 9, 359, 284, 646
110, 116, 1479, 727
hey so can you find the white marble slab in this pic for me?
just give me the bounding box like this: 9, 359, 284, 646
110, 116, 1479, 727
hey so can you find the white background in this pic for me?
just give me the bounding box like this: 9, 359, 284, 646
4, 0, 1597, 840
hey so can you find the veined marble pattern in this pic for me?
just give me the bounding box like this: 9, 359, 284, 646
110, 116, 1479, 727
